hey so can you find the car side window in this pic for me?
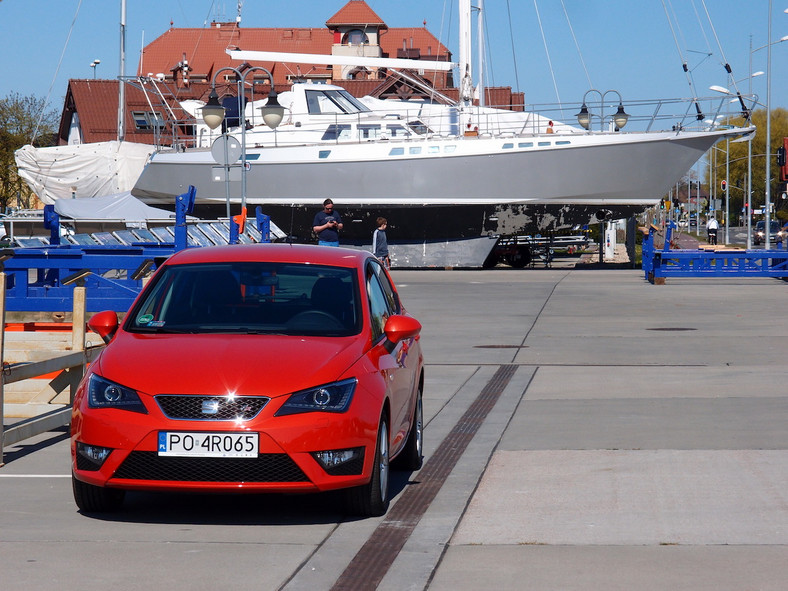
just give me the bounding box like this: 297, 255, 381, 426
367, 266, 390, 342
370, 260, 401, 314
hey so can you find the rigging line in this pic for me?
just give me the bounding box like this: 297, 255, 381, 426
699, 0, 749, 116
533, 0, 560, 105
505, 0, 521, 96
689, 0, 714, 58
430, 0, 452, 104
481, 2, 493, 90
559, 0, 592, 90
661, 0, 704, 121
31, 0, 83, 144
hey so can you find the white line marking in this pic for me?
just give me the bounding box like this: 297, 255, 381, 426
0, 474, 71, 478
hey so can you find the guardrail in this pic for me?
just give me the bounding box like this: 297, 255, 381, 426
0, 279, 102, 465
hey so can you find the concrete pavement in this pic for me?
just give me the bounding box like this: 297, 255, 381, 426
2, 267, 787, 590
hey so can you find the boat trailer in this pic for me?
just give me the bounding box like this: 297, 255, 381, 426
642, 222, 788, 284
0, 187, 271, 312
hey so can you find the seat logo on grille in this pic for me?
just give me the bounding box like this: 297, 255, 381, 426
201, 400, 220, 415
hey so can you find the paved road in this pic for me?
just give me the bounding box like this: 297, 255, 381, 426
2, 268, 787, 590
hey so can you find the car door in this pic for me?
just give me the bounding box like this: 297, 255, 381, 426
365, 260, 416, 455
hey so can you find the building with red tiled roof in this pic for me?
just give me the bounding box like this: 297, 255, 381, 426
60, 0, 522, 148
326, 0, 387, 28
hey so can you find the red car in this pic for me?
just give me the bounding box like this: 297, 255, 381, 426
70, 244, 423, 517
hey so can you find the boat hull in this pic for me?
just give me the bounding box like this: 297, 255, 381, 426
131, 127, 751, 240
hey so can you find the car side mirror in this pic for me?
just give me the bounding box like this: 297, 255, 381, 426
88, 310, 119, 344
383, 315, 421, 352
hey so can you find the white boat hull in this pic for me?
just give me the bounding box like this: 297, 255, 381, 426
131, 126, 752, 239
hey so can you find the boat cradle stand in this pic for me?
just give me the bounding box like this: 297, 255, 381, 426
642, 222, 788, 284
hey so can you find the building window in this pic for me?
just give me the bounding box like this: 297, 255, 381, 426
132, 111, 165, 131
344, 29, 369, 45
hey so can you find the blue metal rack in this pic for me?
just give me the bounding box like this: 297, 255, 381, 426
1, 187, 272, 311
642, 222, 788, 284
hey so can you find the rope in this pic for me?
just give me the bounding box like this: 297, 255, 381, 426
31, 0, 83, 144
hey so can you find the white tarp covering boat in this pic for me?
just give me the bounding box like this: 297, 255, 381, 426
53, 191, 176, 221
15, 140, 155, 205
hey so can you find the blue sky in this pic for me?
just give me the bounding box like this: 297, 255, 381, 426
1, 0, 786, 116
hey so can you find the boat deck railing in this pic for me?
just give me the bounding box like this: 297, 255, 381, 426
124, 76, 755, 151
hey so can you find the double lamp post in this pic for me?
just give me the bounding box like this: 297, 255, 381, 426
200, 65, 285, 228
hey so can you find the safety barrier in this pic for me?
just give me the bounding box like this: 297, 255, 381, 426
0, 283, 103, 464
642, 223, 788, 284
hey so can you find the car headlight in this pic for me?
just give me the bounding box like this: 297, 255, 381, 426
87, 374, 148, 414
275, 378, 356, 416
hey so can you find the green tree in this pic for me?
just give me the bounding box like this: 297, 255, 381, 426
705, 108, 788, 223
0, 93, 58, 210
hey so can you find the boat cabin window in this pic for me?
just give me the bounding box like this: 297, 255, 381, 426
305, 89, 371, 115
407, 120, 431, 135
387, 124, 410, 138
321, 124, 352, 141
357, 124, 412, 140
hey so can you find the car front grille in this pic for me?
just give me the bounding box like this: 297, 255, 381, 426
155, 395, 269, 421
112, 451, 308, 483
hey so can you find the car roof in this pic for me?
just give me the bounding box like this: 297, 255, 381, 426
163, 244, 372, 268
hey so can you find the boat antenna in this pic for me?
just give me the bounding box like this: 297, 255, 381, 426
661, 0, 705, 120
699, 0, 750, 119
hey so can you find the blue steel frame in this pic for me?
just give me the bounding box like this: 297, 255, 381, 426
642, 222, 788, 283
1, 187, 272, 312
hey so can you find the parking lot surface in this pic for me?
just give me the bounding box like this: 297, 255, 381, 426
2, 268, 787, 590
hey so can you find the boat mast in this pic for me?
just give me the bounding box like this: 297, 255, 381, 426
477, 0, 484, 107
458, 0, 473, 109
117, 0, 126, 141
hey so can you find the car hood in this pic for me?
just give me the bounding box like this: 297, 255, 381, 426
94, 332, 367, 399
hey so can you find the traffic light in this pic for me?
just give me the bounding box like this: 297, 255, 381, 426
660, 200, 665, 210
780, 139, 788, 182
721, 179, 727, 191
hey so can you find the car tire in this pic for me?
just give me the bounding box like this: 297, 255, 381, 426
72, 475, 125, 513
344, 416, 390, 517
392, 389, 423, 471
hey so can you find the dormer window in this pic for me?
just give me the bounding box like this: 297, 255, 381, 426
344, 29, 369, 45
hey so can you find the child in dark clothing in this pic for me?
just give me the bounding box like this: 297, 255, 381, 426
372, 217, 390, 268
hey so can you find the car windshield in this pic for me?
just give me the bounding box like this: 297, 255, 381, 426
126, 262, 361, 336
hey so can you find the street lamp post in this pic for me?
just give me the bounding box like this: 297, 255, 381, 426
201, 66, 284, 235
710, 22, 788, 249
575, 90, 630, 263
576, 89, 629, 132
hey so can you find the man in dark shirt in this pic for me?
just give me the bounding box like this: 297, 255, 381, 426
312, 199, 343, 246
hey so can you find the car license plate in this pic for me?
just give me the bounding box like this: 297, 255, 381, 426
158, 432, 258, 458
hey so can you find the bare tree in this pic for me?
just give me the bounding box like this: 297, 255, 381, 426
0, 93, 59, 210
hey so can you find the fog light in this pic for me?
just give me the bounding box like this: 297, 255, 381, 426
76, 442, 113, 467
313, 448, 360, 469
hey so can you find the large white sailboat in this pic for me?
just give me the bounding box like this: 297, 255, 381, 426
128, 0, 752, 254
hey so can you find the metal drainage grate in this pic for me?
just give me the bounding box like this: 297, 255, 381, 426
474, 344, 528, 349
331, 364, 518, 591
646, 327, 697, 331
